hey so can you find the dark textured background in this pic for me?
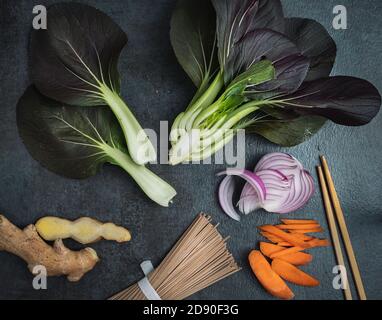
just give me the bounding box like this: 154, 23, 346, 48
0, 0, 381, 300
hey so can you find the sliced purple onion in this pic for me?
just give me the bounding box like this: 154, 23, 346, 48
238, 182, 261, 214
257, 170, 291, 213
217, 169, 267, 202
218, 153, 315, 220
255, 152, 303, 178
218, 176, 241, 221
238, 169, 291, 214
253, 153, 313, 214
217, 169, 266, 221
278, 169, 315, 213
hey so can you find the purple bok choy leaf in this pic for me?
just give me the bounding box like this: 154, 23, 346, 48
277, 76, 381, 126
283, 18, 337, 82
225, 29, 310, 90
249, 17, 337, 145
212, 0, 285, 71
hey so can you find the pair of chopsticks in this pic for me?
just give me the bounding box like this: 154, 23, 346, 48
317, 156, 366, 300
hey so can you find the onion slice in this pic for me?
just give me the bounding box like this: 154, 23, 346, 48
257, 170, 291, 213
217, 169, 266, 202
238, 183, 261, 214
218, 176, 241, 221
220, 153, 315, 220
217, 169, 266, 220
255, 152, 303, 178
238, 169, 291, 214
277, 169, 315, 213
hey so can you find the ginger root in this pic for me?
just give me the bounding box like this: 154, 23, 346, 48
0, 215, 99, 281
36, 216, 131, 244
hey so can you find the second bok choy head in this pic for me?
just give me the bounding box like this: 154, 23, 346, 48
17, 86, 176, 207
169, 0, 381, 165
30, 2, 155, 165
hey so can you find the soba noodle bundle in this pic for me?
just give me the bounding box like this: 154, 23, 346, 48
110, 213, 240, 300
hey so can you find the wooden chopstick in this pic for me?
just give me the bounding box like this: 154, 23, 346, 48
317, 166, 352, 300
320, 156, 367, 300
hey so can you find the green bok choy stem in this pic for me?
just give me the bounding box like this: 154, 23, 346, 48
101, 84, 156, 166
172, 73, 224, 140
104, 145, 176, 207
169, 60, 275, 165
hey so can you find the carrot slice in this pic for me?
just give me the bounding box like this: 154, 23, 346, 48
260, 242, 312, 265
305, 238, 330, 248
260, 231, 286, 243
258, 225, 309, 248
271, 239, 329, 255
281, 219, 318, 225
277, 241, 293, 247
277, 224, 320, 230
260, 242, 286, 257
290, 228, 323, 234
278, 252, 313, 266
271, 259, 319, 287
248, 250, 294, 300
270, 246, 304, 259
288, 233, 313, 241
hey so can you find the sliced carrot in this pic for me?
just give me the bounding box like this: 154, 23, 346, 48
281, 219, 318, 225
278, 252, 313, 266
248, 250, 294, 300
270, 246, 304, 259
305, 238, 330, 248
290, 227, 323, 234
259, 242, 312, 265
271, 259, 319, 287
260, 231, 284, 243
288, 233, 313, 241
271, 239, 329, 254
277, 241, 293, 247
271, 239, 329, 256
277, 224, 320, 230
260, 242, 286, 257
258, 225, 309, 248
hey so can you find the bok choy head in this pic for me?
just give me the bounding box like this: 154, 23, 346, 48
17, 86, 176, 207
169, 0, 381, 165
30, 3, 156, 165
